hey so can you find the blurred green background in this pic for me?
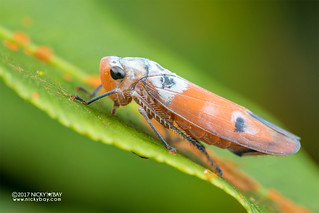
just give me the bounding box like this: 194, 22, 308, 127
0, 0, 318, 212
106, 0, 319, 163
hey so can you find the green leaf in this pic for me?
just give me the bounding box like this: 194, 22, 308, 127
0, 29, 259, 213
0, 1, 318, 212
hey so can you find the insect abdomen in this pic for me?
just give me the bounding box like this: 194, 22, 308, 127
175, 116, 230, 148
175, 115, 265, 155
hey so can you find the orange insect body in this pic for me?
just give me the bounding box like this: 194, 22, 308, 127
72, 56, 300, 175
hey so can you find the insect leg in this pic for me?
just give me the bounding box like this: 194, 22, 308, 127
112, 102, 119, 115
138, 107, 177, 155
192, 141, 223, 176
76, 84, 103, 97
71, 89, 118, 105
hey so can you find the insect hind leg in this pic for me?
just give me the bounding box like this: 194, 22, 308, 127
191, 140, 223, 176
169, 125, 222, 176
138, 107, 177, 154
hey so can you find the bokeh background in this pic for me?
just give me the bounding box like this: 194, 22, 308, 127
0, 0, 318, 212
106, 0, 319, 162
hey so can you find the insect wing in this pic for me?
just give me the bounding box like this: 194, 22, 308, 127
142, 75, 300, 155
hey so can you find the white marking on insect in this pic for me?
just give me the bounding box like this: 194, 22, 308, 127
201, 102, 219, 118
148, 61, 172, 76
150, 75, 188, 104
121, 58, 146, 71
105, 56, 122, 67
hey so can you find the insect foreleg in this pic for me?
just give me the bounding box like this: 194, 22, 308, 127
112, 102, 119, 115
138, 107, 177, 155
71, 89, 119, 105
76, 84, 103, 97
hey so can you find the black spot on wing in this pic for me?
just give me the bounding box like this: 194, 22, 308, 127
235, 117, 247, 132
161, 74, 176, 89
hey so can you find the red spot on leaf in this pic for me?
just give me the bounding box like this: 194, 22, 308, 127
14, 32, 30, 45
3, 41, 19, 51
63, 74, 72, 82
32, 93, 39, 99
34, 46, 52, 62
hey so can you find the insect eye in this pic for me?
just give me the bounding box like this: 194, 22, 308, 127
110, 66, 126, 80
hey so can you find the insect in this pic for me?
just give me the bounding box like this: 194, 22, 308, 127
71, 56, 301, 176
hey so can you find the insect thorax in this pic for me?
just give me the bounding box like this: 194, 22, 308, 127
132, 85, 172, 129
